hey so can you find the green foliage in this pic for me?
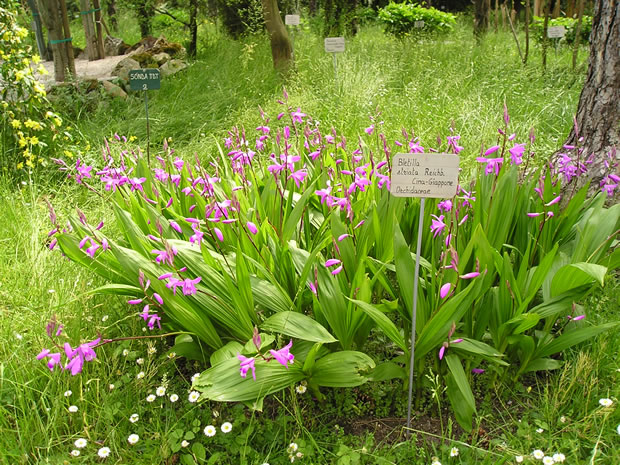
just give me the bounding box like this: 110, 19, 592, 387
216, 0, 264, 38
378, 2, 456, 38
531, 15, 593, 45
0, 0, 79, 174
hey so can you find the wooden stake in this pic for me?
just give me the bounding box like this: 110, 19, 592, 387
505, 4, 523, 62
93, 0, 105, 58
524, 0, 530, 64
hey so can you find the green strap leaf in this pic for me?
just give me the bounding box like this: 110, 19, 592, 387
261, 311, 338, 343
347, 298, 408, 353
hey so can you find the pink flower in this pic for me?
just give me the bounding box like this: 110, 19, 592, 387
325, 259, 341, 267
213, 227, 224, 242
430, 215, 446, 238
246, 221, 258, 235
181, 277, 202, 296
237, 354, 256, 380
460, 272, 480, 279
331, 265, 343, 275
438, 200, 452, 212
269, 340, 294, 368
440, 283, 452, 299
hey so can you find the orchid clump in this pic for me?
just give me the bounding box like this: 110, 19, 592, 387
45, 92, 619, 434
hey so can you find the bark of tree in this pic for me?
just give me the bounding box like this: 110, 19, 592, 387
106, 0, 117, 31
473, 0, 490, 38
188, 0, 198, 58
36, 0, 75, 81
261, 0, 293, 74
563, 0, 619, 184
137, 0, 152, 37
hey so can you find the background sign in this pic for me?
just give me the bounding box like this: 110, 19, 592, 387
547, 26, 566, 38
129, 68, 161, 91
324, 37, 345, 53
390, 153, 459, 198
285, 14, 300, 26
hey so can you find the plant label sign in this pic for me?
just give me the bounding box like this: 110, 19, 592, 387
324, 37, 345, 53
129, 69, 161, 91
285, 14, 300, 26
414, 20, 425, 28
390, 153, 459, 198
547, 26, 566, 39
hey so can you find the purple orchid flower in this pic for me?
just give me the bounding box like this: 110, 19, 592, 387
237, 354, 256, 380
270, 340, 294, 369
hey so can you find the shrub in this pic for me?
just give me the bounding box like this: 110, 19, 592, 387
378, 2, 456, 38
531, 15, 592, 45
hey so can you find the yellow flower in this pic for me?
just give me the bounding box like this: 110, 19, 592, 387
32, 55, 40, 64
18, 137, 27, 148
63, 150, 74, 159
30, 136, 39, 145
85, 143, 91, 151
16, 162, 24, 170
54, 117, 62, 127
25, 159, 34, 168
34, 82, 46, 96
37, 65, 48, 76
17, 28, 28, 39
15, 70, 25, 82
2, 31, 11, 41
129, 136, 137, 142
10, 120, 21, 129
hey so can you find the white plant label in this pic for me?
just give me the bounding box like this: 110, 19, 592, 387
547, 26, 566, 38
285, 14, 300, 26
414, 20, 425, 28
390, 153, 459, 198
324, 37, 345, 53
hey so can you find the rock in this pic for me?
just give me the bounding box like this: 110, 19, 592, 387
128, 44, 145, 57
159, 59, 187, 78
112, 57, 140, 82
102, 80, 127, 99
104, 36, 130, 56
151, 52, 171, 66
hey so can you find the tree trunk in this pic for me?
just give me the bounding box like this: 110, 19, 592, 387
36, 0, 75, 81
106, 0, 117, 31
524, 0, 530, 64
188, 0, 198, 58
474, 0, 490, 38
563, 0, 619, 184
261, 0, 293, 74
137, 0, 152, 37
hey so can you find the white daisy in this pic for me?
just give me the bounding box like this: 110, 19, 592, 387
109, 384, 115, 390
156, 386, 166, 396
288, 443, 298, 452
169, 394, 179, 402
70, 450, 80, 457
599, 398, 613, 407
515, 456, 524, 463
204, 425, 216, 437
450, 447, 459, 457
136, 371, 145, 379
181, 440, 190, 447
168, 352, 176, 359
136, 358, 144, 365
295, 385, 307, 394
542, 457, 554, 465
129, 413, 139, 423
191, 373, 200, 383
532, 450, 545, 460
101, 315, 109, 322
127, 434, 139, 445
536, 428, 544, 433
122, 349, 129, 356
147, 347, 157, 355
64, 390, 72, 397
68, 405, 78, 413
431, 461, 442, 465
559, 416, 567, 423
146, 394, 156, 402
15, 333, 23, 340
98, 447, 111, 458
552, 453, 565, 463
221, 422, 232, 433
74, 438, 87, 449
188, 391, 200, 402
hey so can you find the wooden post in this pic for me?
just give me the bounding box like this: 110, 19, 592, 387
58, 0, 75, 76
93, 0, 105, 58
534, 0, 541, 16
552, 0, 561, 18
36, 0, 74, 81
541, 0, 550, 72
524, 0, 531, 64
27, 0, 49, 60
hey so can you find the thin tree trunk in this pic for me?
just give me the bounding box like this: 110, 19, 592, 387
261, 0, 293, 74
474, 0, 490, 38
552, 0, 561, 17
59, 0, 75, 75
106, 0, 117, 31
541, 0, 550, 72
572, 0, 585, 69
534, 0, 541, 16
37, 0, 75, 81
188, 0, 198, 58
80, 0, 98, 60
524, 0, 530, 64
137, 0, 151, 37
93, 0, 105, 58
563, 0, 619, 185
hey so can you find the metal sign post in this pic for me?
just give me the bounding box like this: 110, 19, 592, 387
390, 152, 460, 437
285, 15, 300, 60
324, 37, 345, 84
129, 68, 161, 165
